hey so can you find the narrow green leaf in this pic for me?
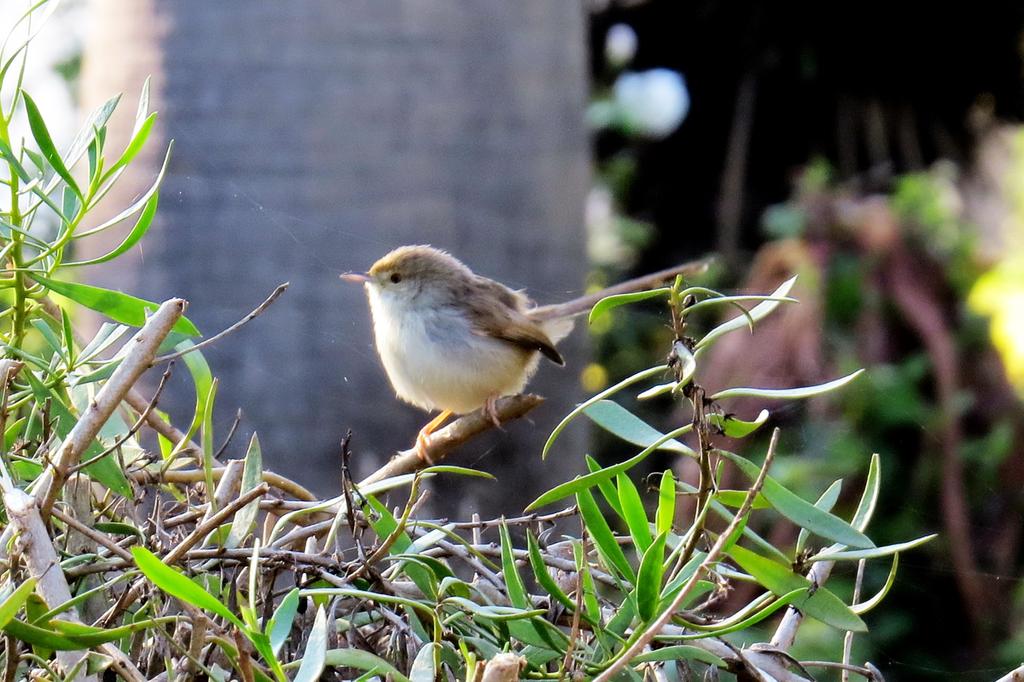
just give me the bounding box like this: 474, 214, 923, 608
635, 532, 667, 622
632, 645, 726, 666
2, 618, 89, 650
727, 544, 866, 632
695, 276, 798, 355
22, 92, 80, 197
851, 453, 881, 532
616, 473, 653, 553
104, 111, 157, 178
65, 194, 159, 267
321, 649, 410, 682
684, 294, 798, 317
526, 531, 575, 612
589, 288, 671, 324
225, 434, 263, 549
708, 409, 770, 438
529, 423, 692, 510
584, 400, 694, 455
543, 365, 667, 459
710, 369, 864, 402
131, 547, 246, 631
796, 480, 842, 555
851, 554, 899, 615
32, 275, 200, 336
576, 489, 635, 581
656, 470, 676, 535
409, 642, 438, 682
62, 94, 121, 175
293, 606, 327, 682
0, 579, 36, 629
444, 597, 546, 622
0, 137, 31, 182
714, 490, 771, 509
810, 535, 937, 562
587, 455, 624, 518
719, 451, 874, 549
93, 522, 144, 539
499, 521, 529, 609
573, 541, 601, 624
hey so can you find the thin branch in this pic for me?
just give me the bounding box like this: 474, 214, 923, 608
34, 298, 186, 518
50, 506, 134, 562
594, 428, 781, 682
360, 393, 544, 486
69, 364, 174, 475
529, 258, 711, 321
152, 283, 289, 364
130, 465, 317, 502
2, 486, 95, 681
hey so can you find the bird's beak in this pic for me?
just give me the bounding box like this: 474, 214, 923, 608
340, 272, 371, 284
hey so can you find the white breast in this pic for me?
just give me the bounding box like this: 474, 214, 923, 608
367, 286, 538, 414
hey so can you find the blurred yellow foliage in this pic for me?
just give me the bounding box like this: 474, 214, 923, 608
970, 130, 1024, 392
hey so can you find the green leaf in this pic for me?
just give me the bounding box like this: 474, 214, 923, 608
409, 642, 438, 682
62, 94, 121, 176
714, 490, 771, 510
589, 288, 671, 324
526, 531, 576, 612
529, 424, 691, 510
635, 532, 667, 622
810, 535, 937, 562
710, 369, 864, 402
94, 522, 144, 539
851, 554, 899, 615
444, 597, 547, 622
587, 455, 624, 518
727, 544, 866, 632
2, 618, 89, 651
695, 276, 798, 355
104, 111, 157, 178
632, 645, 726, 667
293, 606, 327, 682
577, 489, 635, 581
268, 589, 299, 655
499, 521, 529, 609
362, 496, 435, 598
225, 434, 263, 549
656, 470, 676, 535
573, 541, 601, 625
851, 453, 881, 532
321, 649, 410, 682
683, 294, 799, 318
708, 409, 770, 438
543, 364, 667, 459
584, 400, 694, 455
719, 450, 874, 549
31, 275, 200, 337
616, 473, 653, 553
131, 547, 246, 631
22, 92, 80, 197
0, 579, 36, 629
64, 194, 159, 267
796, 480, 842, 556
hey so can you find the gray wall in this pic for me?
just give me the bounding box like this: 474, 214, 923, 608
80, 1, 591, 513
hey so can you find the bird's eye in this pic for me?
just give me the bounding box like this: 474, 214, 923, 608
390, 272, 402, 284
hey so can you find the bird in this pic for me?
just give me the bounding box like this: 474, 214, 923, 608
342, 245, 707, 462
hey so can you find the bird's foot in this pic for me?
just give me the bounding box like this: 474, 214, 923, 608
415, 409, 453, 464
415, 431, 435, 465
484, 395, 503, 429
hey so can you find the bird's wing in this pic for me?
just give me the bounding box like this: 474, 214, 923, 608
467, 278, 565, 365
